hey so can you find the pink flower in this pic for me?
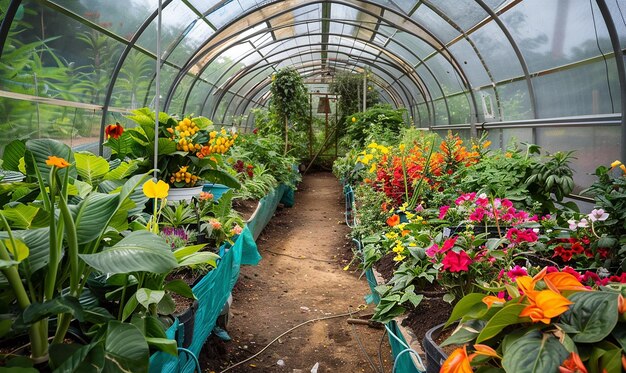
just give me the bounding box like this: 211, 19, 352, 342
231, 224, 243, 235
561, 266, 583, 281
469, 208, 485, 222
501, 199, 513, 208
415, 204, 424, 212
426, 244, 439, 257
442, 250, 472, 272
438, 205, 450, 219
455, 192, 476, 205
476, 193, 489, 207
440, 237, 457, 253
588, 208, 609, 222
506, 265, 528, 281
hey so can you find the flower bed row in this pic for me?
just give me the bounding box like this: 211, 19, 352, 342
335, 128, 626, 373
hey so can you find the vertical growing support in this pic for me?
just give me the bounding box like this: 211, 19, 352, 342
363, 72, 367, 112
284, 116, 288, 155
309, 93, 313, 159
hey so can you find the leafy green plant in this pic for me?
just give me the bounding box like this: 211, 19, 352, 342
269, 68, 309, 154
343, 104, 406, 147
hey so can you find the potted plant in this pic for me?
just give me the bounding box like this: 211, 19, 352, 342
103, 108, 240, 202
439, 267, 626, 373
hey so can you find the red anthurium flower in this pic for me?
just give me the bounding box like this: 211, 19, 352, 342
559, 352, 587, 373
105, 122, 124, 139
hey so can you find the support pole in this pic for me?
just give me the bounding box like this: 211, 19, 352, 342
153, 0, 162, 180
362, 73, 367, 112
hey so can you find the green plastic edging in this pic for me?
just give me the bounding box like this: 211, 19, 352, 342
148, 226, 260, 372
348, 184, 423, 373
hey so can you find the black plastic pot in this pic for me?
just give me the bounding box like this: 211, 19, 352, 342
175, 299, 199, 348
423, 323, 448, 373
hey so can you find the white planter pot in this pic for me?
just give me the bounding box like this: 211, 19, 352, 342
167, 186, 203, 202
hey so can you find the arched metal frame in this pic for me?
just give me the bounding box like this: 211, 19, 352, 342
220, 57, 412, 124
162, 0, 480, 124
203, 39, 430, 119
0, 0, 623, 159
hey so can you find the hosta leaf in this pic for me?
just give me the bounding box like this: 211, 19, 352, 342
74, 153, 109, 185
74, 193, 120, 245
502, 331, 568, 373
104, 321, 149, 373
135, 288, 165, 310
79, 231, 177, 274
559, 291, 619, 343
1, 204, 39, 229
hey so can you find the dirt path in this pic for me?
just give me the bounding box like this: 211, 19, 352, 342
201, 172, 393, 373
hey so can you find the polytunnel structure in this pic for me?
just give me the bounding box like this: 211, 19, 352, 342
1, 0, 625, 187
2, 1, 626, 373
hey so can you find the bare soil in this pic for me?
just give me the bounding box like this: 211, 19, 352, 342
233, 199, 260, 222
401, 298, 453, 353
201, 172, 393, 373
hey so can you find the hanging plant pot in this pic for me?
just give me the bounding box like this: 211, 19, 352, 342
167, 185, 203, 202
423, 323, 449, 373
203, 183, 231, 201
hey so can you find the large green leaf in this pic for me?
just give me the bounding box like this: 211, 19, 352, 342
145, 338, 177, 356
79, 231, 177, 274
74, 153, 109, 186
445, 293, 487, 328
164, 279, 194, 299
2, 238, 28, 262
476, 304, 526, 343
589, 343, 623, 373
50, 343, 105, 373
103, 132, 134, 159
502, 331, 569, 373
25, 139, 76, 183
104, 160, 140, 181
23, 296, 83, 323
104, 321, 149, 373
74, 193, 120, 245
5, 227, 49, 275
441, 320, 486, 347
172, 243, 206, 260
135, 288, 165, 310
2, 140, 25, 172
201, 169, 241, 189
176, 252, 219, 268
155, 138, 177, 156
559, 291, 619, 343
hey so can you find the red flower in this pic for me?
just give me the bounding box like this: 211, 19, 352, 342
442, 250, 472, 272
438, 205, 450, 219
105, 122, 124, 139
386, 214, 400, 227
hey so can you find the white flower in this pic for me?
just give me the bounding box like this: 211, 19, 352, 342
577, 218, 589, 228
567, 219, 578, 230
478, 193, 487, 200
588, 208, 609, 222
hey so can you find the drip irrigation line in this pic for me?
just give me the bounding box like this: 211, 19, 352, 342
219, 310, 357, 373
177, 347, 200, 373
347, 307, 383, 373
393, 348, 424, 373
384, 324, 425, 373
378, 328, 388, 373
264, 249, 339, 263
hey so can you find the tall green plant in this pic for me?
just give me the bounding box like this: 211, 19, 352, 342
269, 68, 309, 154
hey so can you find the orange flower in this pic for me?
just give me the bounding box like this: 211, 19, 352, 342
519, 290, 572, 324
516, 267, 548, 297
618, 294, 625, 314
199, 192, 213, 201
46, 155, 70, 168
401, 230, 410, 237
386, 214, 400, 227
559, 352, 587, 373
544, 272, 587, 293
482, 295, 504, 309
441, 346, 472, 373
470, 344, 500, 360
105, 123, 124, 139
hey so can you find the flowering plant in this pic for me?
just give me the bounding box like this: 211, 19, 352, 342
103, 108, 240, 189
441, 268, 626, 373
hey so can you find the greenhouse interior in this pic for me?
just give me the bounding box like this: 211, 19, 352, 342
1, 0, 626, 372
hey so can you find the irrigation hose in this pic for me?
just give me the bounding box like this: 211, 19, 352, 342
178, 347, 201, 373
347, 307, 383, 373
384, 324, 425, 373
219, 310, 358, 373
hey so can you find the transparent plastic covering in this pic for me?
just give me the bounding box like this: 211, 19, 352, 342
0, 0, 625, 186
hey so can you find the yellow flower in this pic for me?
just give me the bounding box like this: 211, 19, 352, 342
399, 144, 406, 152
351, 117, 356, 123
385, 232, 398, 240
143, 179, 169, 199
483, 140, 492, 148
379, 146, 389, 154
46, 156, 70, 169
621, 164, 626, 174
369, 163, 376, 173
408, 242, 417, 247
405, 212, 415, 220
611, 160, 622, 168
392, 244, 404, 253
393, 254, 406, 262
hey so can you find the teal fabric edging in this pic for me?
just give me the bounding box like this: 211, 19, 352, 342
246, 184, 288, 241
279, 185, 295, 207
148, 319, 180, 371
148, 226, 259, 372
